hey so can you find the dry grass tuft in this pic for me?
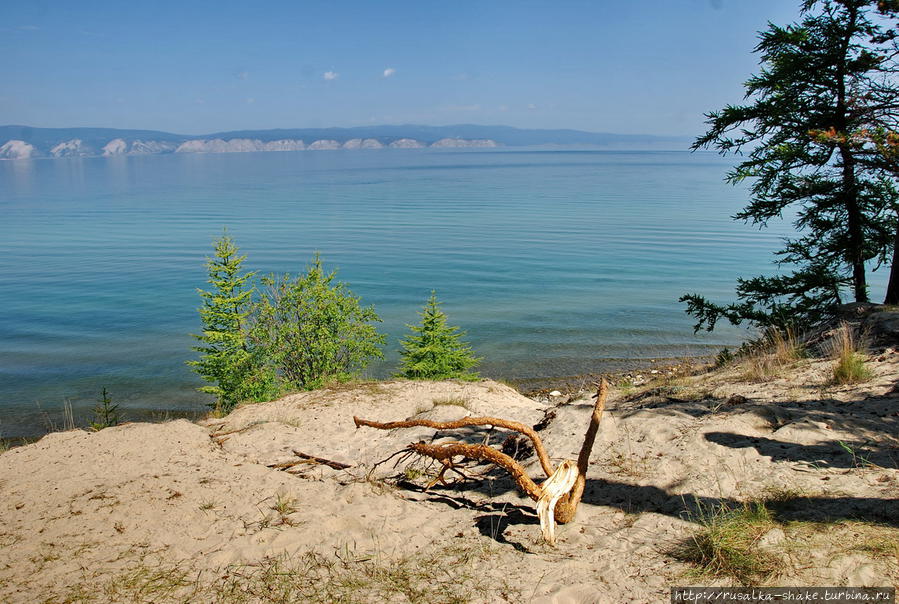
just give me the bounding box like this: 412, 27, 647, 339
431, 396, 473, 410
672, 491, 899, 586
671, 500, 779, 585
827, 323, 872, 385
740, 328, 806, 381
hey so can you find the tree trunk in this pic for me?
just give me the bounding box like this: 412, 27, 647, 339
839, 145, 868, 303
885, 221, 899, 305
835, 4, 868, 304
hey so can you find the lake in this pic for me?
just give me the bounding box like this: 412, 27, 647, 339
1, 148, 883, 438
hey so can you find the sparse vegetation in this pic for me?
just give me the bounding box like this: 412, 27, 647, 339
606, 452, 650, 478
62, 399, 76, 432
674, 490, 899, 586
857, 532, 899, 560
271, 493, 298, 524
81, 543, 516, 604
616, 378, 636, 395
431, 396, 473, 410
837, 440, 880, 469
829, 323, 871, 384
740, 328, 805, 381
90, 387, 121, 431
672, 499, 780, 585
715, 347, 734, 368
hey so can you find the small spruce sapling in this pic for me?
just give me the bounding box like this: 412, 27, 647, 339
396, 291, 481, 380
90, 387, 121, 431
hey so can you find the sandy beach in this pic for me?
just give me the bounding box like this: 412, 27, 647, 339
1, 349, 897, 602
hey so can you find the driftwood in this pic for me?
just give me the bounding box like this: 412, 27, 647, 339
352, 415, 555, 478
353, 379, 608, 544
267, 450, 352, 471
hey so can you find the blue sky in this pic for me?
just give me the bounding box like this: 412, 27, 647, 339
1, 0, 802, 136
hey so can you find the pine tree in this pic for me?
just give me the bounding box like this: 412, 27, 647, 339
682, 0, 899, 331
189, 233, 272, 413
397, 291, 480, 380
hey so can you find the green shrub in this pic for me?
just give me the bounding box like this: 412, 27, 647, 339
396, 291, 480, 380
715, 347, 734, 368
254, 254, 384, 390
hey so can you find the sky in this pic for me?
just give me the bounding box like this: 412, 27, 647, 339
0, 0, 803, 137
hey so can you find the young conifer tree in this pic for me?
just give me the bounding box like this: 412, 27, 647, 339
189, 233, 268, 413
397, 291, 480, 380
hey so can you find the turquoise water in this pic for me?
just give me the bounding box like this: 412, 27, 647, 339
0, 149, 885, 437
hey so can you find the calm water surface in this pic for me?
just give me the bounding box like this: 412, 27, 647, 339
1, 149, 884, 437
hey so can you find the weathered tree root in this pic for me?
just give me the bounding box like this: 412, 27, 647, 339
537, 460, 578, 545
353, 379, 609, 544
352, 415, 555, 478
405, 441, 544, 499
554, 379, 608, 524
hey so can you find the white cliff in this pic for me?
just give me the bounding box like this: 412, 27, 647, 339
50, 139, 91, 157
262, 139, 305, 151
0, 140, 36, 159
102, 139, 128, 156
389, 138, 424, 149
307, 139, 341, 150
176, 138, 307, 153
129, 140, 177, 154
430, 138, 498, 148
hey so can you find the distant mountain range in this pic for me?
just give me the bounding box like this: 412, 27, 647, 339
0, 124, 691, 160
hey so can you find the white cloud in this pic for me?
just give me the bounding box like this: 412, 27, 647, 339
527, 103, 537, 110
323, 71, 339, 81
498, 105, 509, 112
236, 70, 249, 80
246, 97, 255, 104
383, 67, 396, 78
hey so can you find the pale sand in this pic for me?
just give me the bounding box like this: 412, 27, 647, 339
1, 360, 897, 602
